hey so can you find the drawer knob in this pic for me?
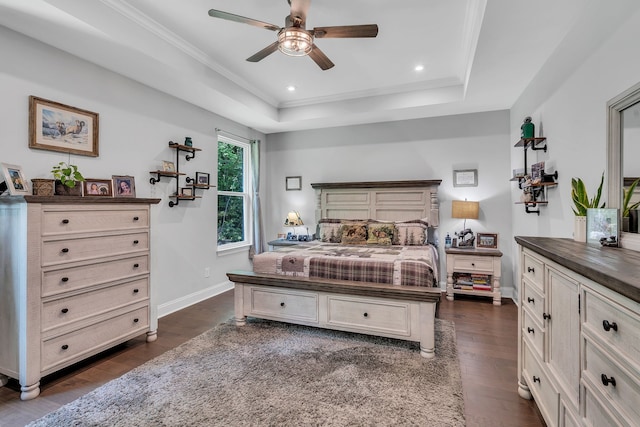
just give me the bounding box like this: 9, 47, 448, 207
527, 297, 534, 304
601, 374, 616, 387
602, 320, 618, 332
61, 308, 69, 314
363, 312, 368, 318
62, 219, 70, 224
543, 313, 551, 321
61, 344, 69, 350
133, 240, 139, 244
527, 327, 534, 334
133, 288, 139, 294
527, 266, 535, 273
280, 302, 285, 307
133, 216, 139, 221
61, 248, 69, 253
133, 263, 140, 268
471, 263, 475, 267
532, 376, 540, 384
133, 318, 139, 323
61, 277, 69, 282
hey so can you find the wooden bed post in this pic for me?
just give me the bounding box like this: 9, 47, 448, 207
234, 283, 246, 326
419, 301, 436, 359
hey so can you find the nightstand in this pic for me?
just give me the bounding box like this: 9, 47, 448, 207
267, 239, 307, 251
445, 247, 503, 305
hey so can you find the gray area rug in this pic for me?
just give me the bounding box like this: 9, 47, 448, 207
28, 318, 465, 427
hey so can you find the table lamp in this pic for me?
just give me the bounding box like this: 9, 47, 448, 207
284, 211, 303, 239
452, 200, 479, 248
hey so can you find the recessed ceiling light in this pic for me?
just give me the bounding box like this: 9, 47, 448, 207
287, 85, 296, 92
414, 65, 424, 72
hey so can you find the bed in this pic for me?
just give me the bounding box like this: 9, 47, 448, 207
227, 180, 443, 358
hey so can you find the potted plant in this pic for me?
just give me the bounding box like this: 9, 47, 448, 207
51, 161, 85, 196
622, 177, 640, 232
571, 172, 605, 242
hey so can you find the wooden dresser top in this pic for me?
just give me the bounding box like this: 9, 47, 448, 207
515, 236, 640, 304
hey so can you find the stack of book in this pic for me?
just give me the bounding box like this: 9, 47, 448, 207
452, 273, 474, 290
471, 273, 492, 291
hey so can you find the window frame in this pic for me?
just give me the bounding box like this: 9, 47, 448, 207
217, 135, 252, 252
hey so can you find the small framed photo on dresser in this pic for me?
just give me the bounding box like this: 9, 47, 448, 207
586, 208, 618, 246
477, 233, 498, 249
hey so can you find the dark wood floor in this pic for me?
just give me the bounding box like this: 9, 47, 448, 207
0, 291, 545, 427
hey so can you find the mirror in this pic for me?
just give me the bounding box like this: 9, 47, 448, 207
607, 81, 640, 250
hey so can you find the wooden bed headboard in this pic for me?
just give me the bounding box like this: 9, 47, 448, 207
310, 180, 441, 228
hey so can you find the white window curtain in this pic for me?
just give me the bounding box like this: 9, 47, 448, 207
250, 139, 264, 256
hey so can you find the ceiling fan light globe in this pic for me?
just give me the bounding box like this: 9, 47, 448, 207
278, 28, 313, 56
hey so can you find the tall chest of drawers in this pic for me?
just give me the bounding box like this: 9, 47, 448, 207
516, 236, 640, 427
0, 196, 160, 400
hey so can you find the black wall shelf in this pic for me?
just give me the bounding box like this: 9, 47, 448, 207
149, 141, 208, 207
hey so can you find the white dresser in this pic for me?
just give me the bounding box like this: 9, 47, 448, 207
516, 236, 640, 427
0, 196, 160, 400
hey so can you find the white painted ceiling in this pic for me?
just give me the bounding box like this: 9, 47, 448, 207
0, 0, 636, 134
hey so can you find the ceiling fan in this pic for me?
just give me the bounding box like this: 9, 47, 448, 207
207, 0, 378, 70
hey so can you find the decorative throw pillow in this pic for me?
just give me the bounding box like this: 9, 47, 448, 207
394, 220, 429, 245
367, 223, 396, 245
318, 220, 343, 243
340, 222, 368, 245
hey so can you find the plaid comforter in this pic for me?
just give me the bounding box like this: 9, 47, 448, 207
253, 242, 438, 287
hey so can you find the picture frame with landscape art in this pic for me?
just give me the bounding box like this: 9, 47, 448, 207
1, 163, 30, 195
476, 232, 498, 248
29, 96, 99, 157
586, 208, 619, 246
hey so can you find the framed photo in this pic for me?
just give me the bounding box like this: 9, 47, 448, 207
83, 179, 113, 197
29, 96, 99, 157
112, 175, 136, 198
586, 208, 619, 246
162, 161, 176, 173
1, 163, 30, 195
286, 176, 302, 191
453, 169, 478, 187
477, 232, 498, 249
181, 187, 194, 197
195, 171, 210, 186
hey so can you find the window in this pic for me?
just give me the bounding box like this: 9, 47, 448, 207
217, 136, 251, 249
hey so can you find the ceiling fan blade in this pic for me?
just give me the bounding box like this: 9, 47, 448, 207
208, 9, 280, 32
308, 45, 335, 70
288, 0, 311, 22
313, 24, 379, 38
246, 41, 280, 62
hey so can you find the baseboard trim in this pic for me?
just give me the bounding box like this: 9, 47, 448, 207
157, 281, 234, 318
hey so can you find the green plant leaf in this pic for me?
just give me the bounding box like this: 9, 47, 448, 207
571, 172, 605, 216
623, 177, 640, 217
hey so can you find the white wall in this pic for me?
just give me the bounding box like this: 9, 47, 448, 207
509, 7, 640, 296
264, 110, 514, 293
0, 26, 264, 316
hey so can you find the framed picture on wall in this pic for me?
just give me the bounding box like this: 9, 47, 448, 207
28, 96, 99, 157
286, 176, 302, 191
453, 169, 478, 187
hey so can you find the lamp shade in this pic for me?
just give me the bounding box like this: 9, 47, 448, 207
284, 211, 304, 226
451, 200, 479, 220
